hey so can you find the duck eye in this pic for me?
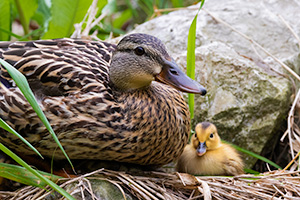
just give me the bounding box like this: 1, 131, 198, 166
209, 133, 214, 138
134, 47, 145, 56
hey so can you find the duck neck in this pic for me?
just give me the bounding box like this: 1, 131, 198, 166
116, 81, 190, 141
94, 81, 191, 165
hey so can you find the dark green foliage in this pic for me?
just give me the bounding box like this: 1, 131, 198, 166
0, 0, 197, 41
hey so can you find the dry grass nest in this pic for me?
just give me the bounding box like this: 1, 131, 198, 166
0, 168, 300, 200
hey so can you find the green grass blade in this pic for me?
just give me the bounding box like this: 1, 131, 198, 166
0, 143, 75, 200
0, 0, 11, 41
138, 0, 153, 17
186, 1, 205, 119
14, 0, 38, 36
42, 0, 92, 39
0, 58, 73, 170
0, 162, 62, 188
19, 27, 45, 41
186, 13, 197, 119
244, 168, 260, 175
0, 118, 43, 159
0, 26, 22, 40
223, 140, 282, 169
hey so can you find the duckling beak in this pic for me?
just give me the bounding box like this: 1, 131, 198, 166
196, 142, 206, 156
155, 59, 206, 95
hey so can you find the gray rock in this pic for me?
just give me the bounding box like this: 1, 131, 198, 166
129, 0, 295, 167
46, 179, 133, 200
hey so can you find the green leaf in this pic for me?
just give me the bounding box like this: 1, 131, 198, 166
102, 0, 115, 15
0, 118, 43, 158
14, 0, 38, 35
43, 0, 93, 39
112, 9, 132, 29
187, 1, 205, 119
0, 0, 11, 41
0, 162, 62, 188
32, 0, 52, 32
125, 0, 138, 18
97, 0, 108, 13
170, 0, 183, 8
0, 58, 73, 170
138, 0, 153, 17
0, 144, 75, 200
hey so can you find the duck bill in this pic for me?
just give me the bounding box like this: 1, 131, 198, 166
155, 59, 206, 95
196, 142, 206, 156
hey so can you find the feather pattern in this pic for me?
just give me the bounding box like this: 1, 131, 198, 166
0, 34, 202, 165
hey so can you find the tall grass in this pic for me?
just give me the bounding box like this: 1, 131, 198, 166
0, 145, 75, 200
0, 59, 73, 169
0, 59, 75, 200
186, 0, 205, 119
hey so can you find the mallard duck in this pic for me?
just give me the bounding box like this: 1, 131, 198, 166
0, 33, 206, 166
176, 122, 244, 175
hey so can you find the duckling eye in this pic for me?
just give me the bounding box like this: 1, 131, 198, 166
134, 47, 145, 56
209, 133, 214, 138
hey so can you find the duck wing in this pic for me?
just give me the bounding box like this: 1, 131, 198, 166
0, 38, 116, 96
0, 39, 120, 157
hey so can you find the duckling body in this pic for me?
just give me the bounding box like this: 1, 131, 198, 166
0, 34, 206, 165
177, 122, 243, 175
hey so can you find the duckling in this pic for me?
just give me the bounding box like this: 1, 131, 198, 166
176, 122, 244, 175
0, 33, 206, 166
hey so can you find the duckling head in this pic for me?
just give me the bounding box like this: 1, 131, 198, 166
192, 122, 221, 156
109, 33, 206, 94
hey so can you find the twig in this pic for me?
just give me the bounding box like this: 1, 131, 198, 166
281, 130, 289, 142
118, 173, 159, 200
79, 180, 86, 200
278, 14, 300, 48
154, 7, 198, 13
85, 178, 96, 200
82, 0, 99, 36
117, 175, 152, 200
284, 89, 300, 159
71, 0, 109, 39
176, 172, 187, 186
136, 180, 165, 199
90, 11, 108, 30
283, 150, 300, 171
195, 178, 212, 200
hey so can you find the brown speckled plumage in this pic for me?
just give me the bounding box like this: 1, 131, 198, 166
0, 34, 205, 165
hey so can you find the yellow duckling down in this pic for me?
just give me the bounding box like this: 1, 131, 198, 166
176, 122, 244, 176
